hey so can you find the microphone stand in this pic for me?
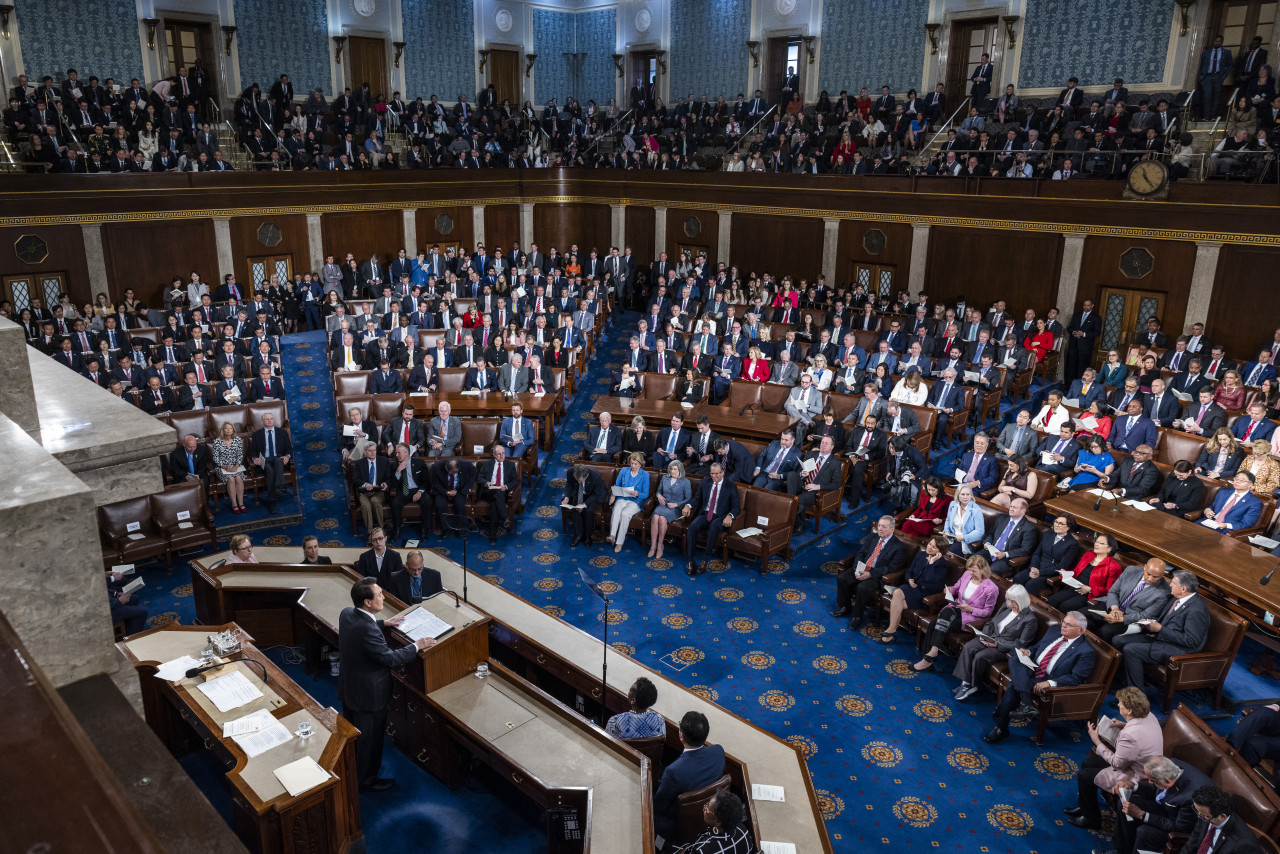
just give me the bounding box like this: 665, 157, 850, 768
442, 513, 476, 603
578, 567, 611, 726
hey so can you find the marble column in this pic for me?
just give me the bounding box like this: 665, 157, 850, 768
653, 207, 667, 256
306, 213, 324, 273
610, 204, 626, 250
472, 205, 486, 249
907, 224, 931, 293
1055, 234, 1088, 315
821, 218, 841, 286
80, 224, 110, 300
1184, 242, 1221, 332
716, 210, 732, 265
401, 208, 417, 253
0, 318, 38, 438
213, 217, 234, 283
520, 203, 535, 249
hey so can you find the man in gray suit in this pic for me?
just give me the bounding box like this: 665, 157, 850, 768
426, 401, 462, 457
322, 254, 343, 295
784, 373, 823, 442
770, 350, 801, 386
996, 409, 1037, 459
1197, 35, 1232, 120
1087, 558, 1172, 645
498, 351, 531, 394
843, 383, 889, 431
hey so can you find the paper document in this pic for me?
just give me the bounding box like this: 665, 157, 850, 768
800, 458, 817, 473
1015, 650, 1037, 670
127, 533, 146, 541
234, 720, 293, 758
1074, 417, 1096, 430
1097, 714, 1124, 745
611, 485, 635, 497
734, 526, 764, 538
155, 655, 202, 682
561, 502, 587, 510
342, 424, 358, 437
121, 577, 145, 594
954, 467, 968, 483
1171, 389, 1193, 402
964, 371, 980, 383
1041, 451, 1057, 466
1087, 489, 1118, 500
1002, 358, 1017, 368
1088, 609, 1110, 617
756, 515, 770, 526
113, 563, 136, 575
1064, 398, 1081, 408
944, 586, 955, 602
1124, 500, 1155, 512
273, 756, 330, 797
461, 389, 481, 396
196, 669, 264, 713
223, 709, 276, 738
179, 521, 194, 529
970, 626, 992, 639
751, 784, 785, 802
398, 607, 453, 641
761, 842, 798, 854
1249, 535, 1280, 550
1059, 573, 1085, 590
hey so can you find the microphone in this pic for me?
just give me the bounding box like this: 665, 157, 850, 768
185, 657, 269, 683
738, 404, 748, 416
443, 588, 462, 607
1261, 563, 1279, 586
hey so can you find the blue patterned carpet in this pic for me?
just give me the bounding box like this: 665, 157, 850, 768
134, 319, 1275, 853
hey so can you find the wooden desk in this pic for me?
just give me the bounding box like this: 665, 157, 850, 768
408, 391, 560, 449
118, 623, 362, 854
1044, 491, 1280, 616
588, 398, 798, 442
189, 548, 829, 853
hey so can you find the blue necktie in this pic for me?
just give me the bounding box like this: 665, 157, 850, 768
187, 452, 195, 474
411, 576, 421, 598
995, 520, 1016, 551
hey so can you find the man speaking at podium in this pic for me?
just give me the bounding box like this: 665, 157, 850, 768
339, 577, 434, 793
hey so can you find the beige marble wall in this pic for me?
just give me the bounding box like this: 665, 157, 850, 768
0, 317, 38, 439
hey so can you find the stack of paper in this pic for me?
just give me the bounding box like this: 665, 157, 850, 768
196, 669, 264, 713
154, 655, 202, 682
1124, 500, 1155, 512
273, 756, 330, 797
1249, 535, 1280, 550
752, 784, 785, 802
734, 526, 764, 538
398, 607, 453, 641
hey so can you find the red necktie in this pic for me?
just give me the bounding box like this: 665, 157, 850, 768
807, 456, 826, 484
1245, 422, 1257, 440
80, 333, 88, 349
1042, 409, 1052, 427
154, 391, 162, 404
403, 423, 410, 443
1195, 825, 1215, 854
706, 483, 719, 521
866, 537, 885, 568
196, 365, 205, 382
1033, 637, 1067, 679
1209, 360, 1219, 375
1220, 492, 1242, 519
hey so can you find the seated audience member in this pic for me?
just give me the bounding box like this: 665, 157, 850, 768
386, 550, 443, 605
1233, 401, 1277, 443
785, 435, 843, 530
843, 413, 886, 498
899, 476, 950, 538
431, 458, 476, 536
1148, 460, 1205, 515
1011, 514, 1082, 597
876, 534, 950, 645
604, 676, 664, 739
1100, 443, 1158, 500
983, 610, 1094, 744
341, 408, 380, 461
500, 402, 536, 459
425, 401, 462, 457
784, 372, 823, 443
107, 569, 149, 635
996, 409, 1037, 459
1195, 428, 1244, 479
683, 461, 739, 576
227, 533, 259, 564
1106, 755, 1212, 854
1085, 558, 1173, 644
1031, 389, 1071, 433
950, 584, 1038, 701
677, 791, 753, 854
990, 455, 1038, 510
1047, 532, 1122, 612
1228, 704, 1280, 788
1199, 470, 1262, 532
583, 412, 621, 462
300, 535, 333, 565
955, 433, 998, 493
212, 422, 247, 513
1067, 435, 1115, 491
621, 416, 656, 465
654, 711, 727, 842
169, 433, 210, 489
981, 497, 1037, 576
1114, 569, 1210, 695
831, 515, 909, 631
1034, 423, 1082, 477
1240, 438, 1280, 495
1066, 686, 1163, 830
354, 443, 391, 536
655, 413, 692, 471
750, 428, 800, 489
355, 527, 403, 587
562, 463, 609, 546
912, 555, 999, 672
388, 442, 430, 543
1172, 386, 1224, 435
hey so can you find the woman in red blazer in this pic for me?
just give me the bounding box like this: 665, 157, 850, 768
740, 346, 771, 383
461, 307, 482, 328
1046, 532, 1121, 612
900, 477, 951, 538
1023, 317, 1054, 363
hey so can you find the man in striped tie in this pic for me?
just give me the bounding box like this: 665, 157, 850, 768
984, 610, 1094, 744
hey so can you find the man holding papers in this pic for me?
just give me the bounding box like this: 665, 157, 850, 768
1199, 471, 1262, 532
983, 610, 1095, 744
1142, 378, 1180, 428
832, 515, 908, 630
1085, 558, 1172, 644
1113, 570, 1209, 695
1100, 444, 1158, 500
339, 576, 434, 792
1172, 386, 1225, 435
785, 436, 843, 531
1033, 423, 1082, 476
1065, 368, 1106, 409
981, 498, 1037, 577
954, 433, 998, 493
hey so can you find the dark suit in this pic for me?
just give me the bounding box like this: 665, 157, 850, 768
1152, 472, 1205, 516
993, 628, 1095, 728
1112, 414, 1158, 454
477, 457, 519, 534
139, 386, 174, 415
385, 416, 427, 453
385, 567, 443, 605
1111, 758, 1212, 854
388, 457, 430, 539
1115, 594, 1210, 691
583, 425, 621, 462
337, 606, 421, 786
168, 443, 211, 487
249, 426, 292, 498
785, 451, 842, 518
563, 467, 609, 542
1143, 392, 1180, 428
685, 476, 741, 558
982, 515, 1038, 576
1012, 531, 1082, 596
653, 743, 727, 840
1065, 309, 1102, 381
842, 427, 886, 497
1104, 457, 1158, 500
431, 460, 477, 529
926, 379, 966, 445
1178, 814, 1259, 854
654, 427, 691, 470
355, 547, 404, 589
955, 450, 999, 493
751, 440, 801, 489
837, 532, 909, 619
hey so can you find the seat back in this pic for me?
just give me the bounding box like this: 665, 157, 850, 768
99, 496, 157, 539
642, 372, 680, 401
675, 774, 732, 846
437, 368, 468, 394
1158, 430, 1208, 467
336, 395, 372, 425
738, 487, 799, 534
623, 734, 666, 780
334, 371, 371, 396
169, 409, 212, 442
461, 419, 501, 456
247, 400, 287, 431
150, 482, 207, 527
759, 384, 791, 413
1162, 704, 1226, 776
905, 404, 937, 453
370, 394, 406, 424
726, 381, 764, 412
209, 405, 248, 438
1203, 598, 1248, 656
827, 393, 860, 424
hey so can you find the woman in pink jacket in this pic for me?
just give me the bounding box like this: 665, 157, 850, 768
912, 555, 999, 671
1065, 686, 1163, 829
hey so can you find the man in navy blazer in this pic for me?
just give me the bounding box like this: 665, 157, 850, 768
1114, 570, 1210, 693
985, 611, 1095, 742
1066, 368, 1106, 408
1199, 471, 1263, 533
955, 433, 999, 493
982, 498, 1038, 576
654, 711, 727, 841
500, 402, 537, 459
369, 360, 403, 394
1241, 351, 1277, 387
926, 368, 966, 448
1232, 402, 1277, 443
834, 515, 909, 630
583, 413, 622, 462
653, 414, 693, 470
1108, 755, 1211, 854
338, 577, 432, 791
685, 462, 740, 576
1112, 398, 1159, 454
751, 429, 801, 489
1012, 517, 1082, 593
1143, 378, 1181, 427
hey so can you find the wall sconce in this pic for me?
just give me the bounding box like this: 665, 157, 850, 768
801, 35, 816, 65
925, 23, 940, 55
478, 49, 490, 72
746, 40, 760, 67
1176, 0, 1195, 36
655, 50, 667, 74
221, 26, 237, 56
333, 36, 347, 64
1001, 15, 1020, 49
0, 5, 14, 40
142, 18, 160, 51
612, 53, 624, 78
394, 41, 406, 68
525, 53, 537, 77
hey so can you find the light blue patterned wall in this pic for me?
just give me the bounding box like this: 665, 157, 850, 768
234, 0, 330, 95
578, 8, 617, 108
818, 0, 929, 96
402, 0, 477, 101
1019, 0, 1173, 88
16, 0, 143, 87
670, 0, 750, 99
533, 8, 575, 106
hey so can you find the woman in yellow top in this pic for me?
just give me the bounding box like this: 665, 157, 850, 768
1241, 439, 1280, 496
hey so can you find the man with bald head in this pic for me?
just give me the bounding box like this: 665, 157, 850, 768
1086, 558, 1172, 644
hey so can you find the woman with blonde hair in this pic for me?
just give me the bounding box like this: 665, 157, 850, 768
606, 452, 650, 553
227, 534, 258, 563
912, 555, 999, 671
1241, 438, 1280, 495
1196, 427, 1244, 479
649, 460, 691, 559
212, 421, 247, 513
890, 369, 928, 406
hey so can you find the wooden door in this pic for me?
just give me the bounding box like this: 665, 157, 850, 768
945, 19, 998, 110
246, 255, 293, 295
489, 49, 521, 106
1097, 287, 1165, 352
163, 21, 218, 110
1209, 0, 1277, 88
4, 272, 66, 311
348, 37, 389, 102
849, 262, 896, 300
764, 37, 801, 106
